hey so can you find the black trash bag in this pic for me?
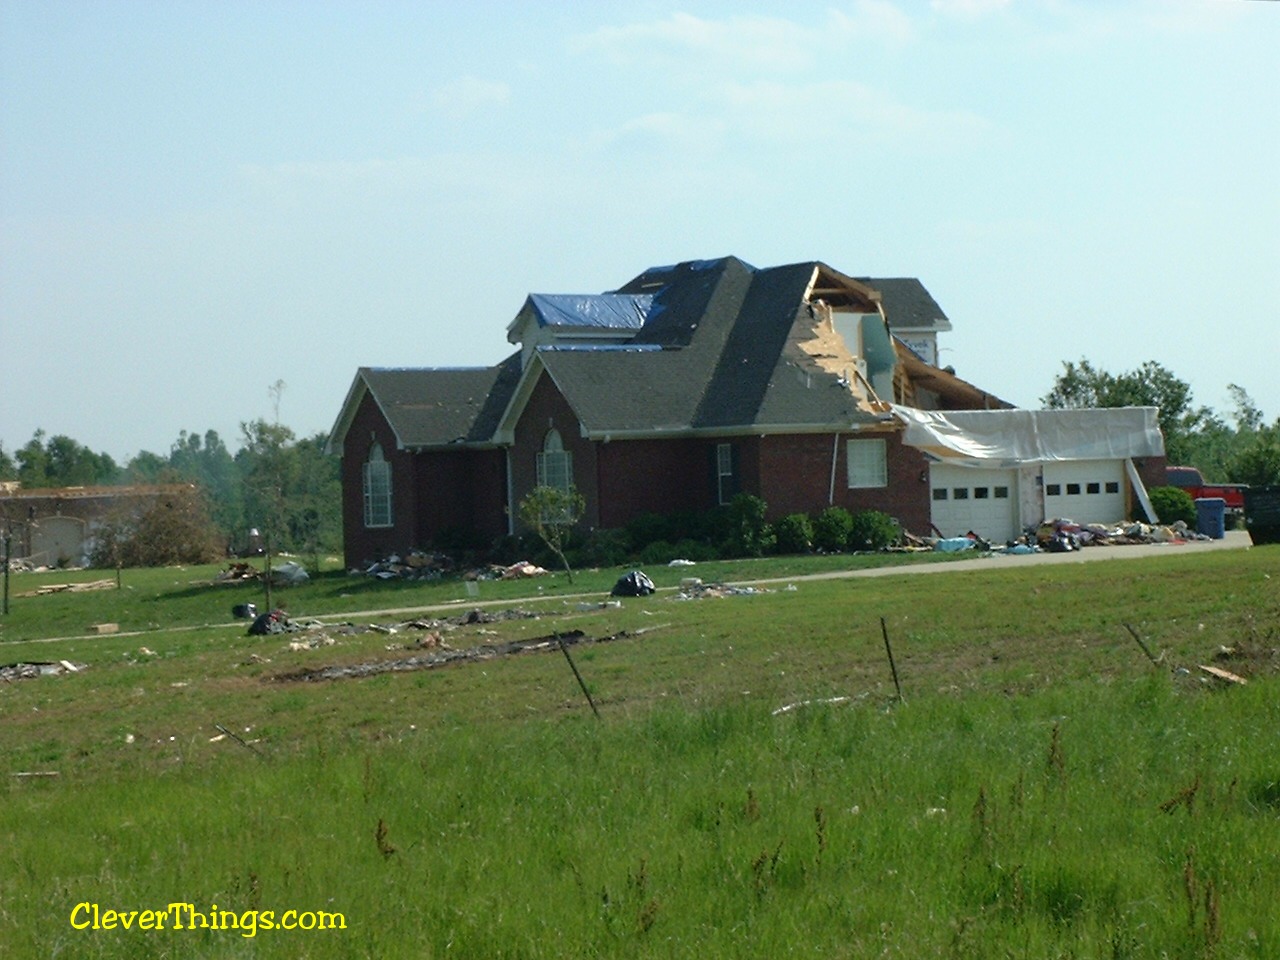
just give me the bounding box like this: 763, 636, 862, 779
247, 609, 290, 635
611, 570, 656, 597
232, 603, 258, 620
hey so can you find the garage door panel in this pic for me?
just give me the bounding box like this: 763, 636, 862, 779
1043, 460, 1126, 525
930, 465, 1018, 542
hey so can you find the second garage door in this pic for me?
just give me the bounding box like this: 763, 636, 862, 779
1042, 460, 1127, 525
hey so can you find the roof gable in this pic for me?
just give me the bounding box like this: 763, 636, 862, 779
327, 354, 521, 454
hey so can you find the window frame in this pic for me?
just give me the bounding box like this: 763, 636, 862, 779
846, 438, 888, 489
362, 442, 393, 529
535, 429, 574, 495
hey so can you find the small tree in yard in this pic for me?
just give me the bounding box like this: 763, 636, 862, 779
517, 485, 586, 583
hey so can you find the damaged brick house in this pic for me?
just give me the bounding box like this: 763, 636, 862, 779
328, 256, 1166, 568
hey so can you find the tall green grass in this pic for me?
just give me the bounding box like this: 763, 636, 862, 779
4, 676, 1278, 958
2, 546, 1278, 956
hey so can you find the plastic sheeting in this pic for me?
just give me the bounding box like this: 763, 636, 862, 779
527, 293, 653, 330
892, 405, 1164, 465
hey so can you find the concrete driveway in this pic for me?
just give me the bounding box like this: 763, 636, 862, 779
761, 529, 1259, 584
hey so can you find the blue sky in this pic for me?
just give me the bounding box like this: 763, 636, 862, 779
2, 0, 1277, 463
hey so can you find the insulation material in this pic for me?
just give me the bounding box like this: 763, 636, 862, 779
892, 406, 1164, 465
785, 299, 886, 414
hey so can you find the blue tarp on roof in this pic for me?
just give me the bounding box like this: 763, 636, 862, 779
528, 293, 653, 330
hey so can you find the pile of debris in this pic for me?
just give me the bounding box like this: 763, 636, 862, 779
215, 562, 261, 583
1, 660, 86, 682
925, 518, 1219, 556
673, 577, 769, 600
355, 550, 457, 581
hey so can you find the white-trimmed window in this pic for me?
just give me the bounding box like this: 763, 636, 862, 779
847, 438, 887, 489
362, 442, 393, 527
536, 429, 573, 494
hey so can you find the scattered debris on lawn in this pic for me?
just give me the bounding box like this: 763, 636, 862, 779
273, 622, 670, 684
16, 578, 115, 597
87, 623, 119, 635
215, 562, 261, 583
1199, 664, 1247, 686
356, 550, 456, 580
353, 551, 554, 582
673, 579, 769, 599
247, 608, 296, 636
1, 660, 87, 682
772, 695, 858, 716
248, 608, 542, 654
269, 561, 309, 585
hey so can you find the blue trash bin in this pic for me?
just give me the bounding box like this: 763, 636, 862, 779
1195, 497, 1226, 540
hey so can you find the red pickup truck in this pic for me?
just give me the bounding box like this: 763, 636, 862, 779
1165, 466, 1248, 517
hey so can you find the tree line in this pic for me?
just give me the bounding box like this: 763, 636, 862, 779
1, 360, 1276, 567
0, 420, 342, 558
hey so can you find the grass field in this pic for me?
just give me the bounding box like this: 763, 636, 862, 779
2, 546, 1278, 958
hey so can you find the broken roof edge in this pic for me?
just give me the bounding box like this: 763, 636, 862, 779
806, 263, 883, 307
894, 343, 1014, 410
0, 482, 199, 501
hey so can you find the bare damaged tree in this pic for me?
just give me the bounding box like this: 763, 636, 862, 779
517, 485, 585, 584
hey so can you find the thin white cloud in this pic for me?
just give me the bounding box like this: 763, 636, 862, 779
572, 2, 916, 73
711, 79, 991, 150
930, 0, 1012, 18
571, 11, 816, 71
429, 75, 510, 113
827, 0, 916, 44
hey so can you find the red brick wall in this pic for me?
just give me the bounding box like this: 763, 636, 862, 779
758, 429, 933, 535
595, 438, 720, 527
510, 373, 600, 528
340, 393, 511, 567
411, 448, 508, 548
339, 393, 419, 568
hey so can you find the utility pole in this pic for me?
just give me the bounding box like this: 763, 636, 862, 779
3, 532, 11, 615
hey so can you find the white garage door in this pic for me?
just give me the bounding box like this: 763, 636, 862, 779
929, 464, 1019, 543
1042, 460, 1126, 525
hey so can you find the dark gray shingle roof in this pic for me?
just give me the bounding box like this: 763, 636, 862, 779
858, 277, 951, 331
357, 354, 521, 448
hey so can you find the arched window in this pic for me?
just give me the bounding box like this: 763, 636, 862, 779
362, 442, 393, 527
535, 429, 573, 494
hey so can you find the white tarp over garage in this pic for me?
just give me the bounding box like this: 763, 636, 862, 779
892, 406, 1165, 539
891, 406, 1165, 465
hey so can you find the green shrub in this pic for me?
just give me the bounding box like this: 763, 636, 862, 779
1148, 486, 1196, 526
625, 512, 673, 553
848, 510, 900, 551
773, 513, 814, 554
637, 539, 679, 565
718, 494, 775, 557
565, 528, 631, 568
812, 506, 853, 552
